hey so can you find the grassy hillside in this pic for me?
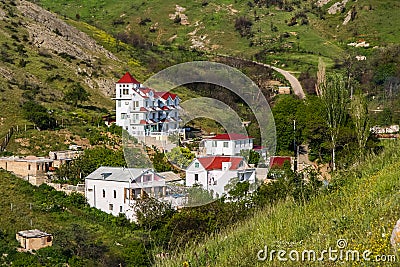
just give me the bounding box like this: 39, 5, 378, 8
0, 0, 160, 155
157, 140, 400, 266
35, 0, 399, 72
0, 0, 119, 138
36, 0, 339, 61
0, 169, 153, 266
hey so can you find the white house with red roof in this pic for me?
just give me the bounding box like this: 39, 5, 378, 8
114, 72, 181, 136
203, 133, 254, 156
185, 156, 255, 197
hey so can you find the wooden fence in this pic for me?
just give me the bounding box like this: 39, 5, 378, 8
0, 125, 35, 152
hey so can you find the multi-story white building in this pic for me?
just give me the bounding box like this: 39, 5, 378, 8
85, 166, 167, 221
203, 133, 254, 156
185, 156, 255, 197
114, 72, 181, 137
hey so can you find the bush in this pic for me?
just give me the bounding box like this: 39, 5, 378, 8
22, 101, 56, 130
234, 17, 253, 38
63, 83, 90, 107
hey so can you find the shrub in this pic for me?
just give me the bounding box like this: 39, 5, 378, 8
234, 16, 253, 38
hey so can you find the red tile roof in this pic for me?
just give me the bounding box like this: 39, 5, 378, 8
117, 72, 140, 84
209, 133, 252, 140
197, 156, 244, 171
139, 88, 152, 94
269, 156, 292, 168
154, 91, 178, 100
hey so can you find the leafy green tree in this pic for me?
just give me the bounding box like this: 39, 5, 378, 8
350, 90, 370, 161
186, 184, 215, 207
134, 196, 175, 230
22, 101, 56, 130
296, 96, 330, 163
271, 95, 304, 155
316, 61, 349, 171
55, 147, 126, 184
150, 148, 173, 172
64, 83, 90, 107
240, 149, 260, 165
226, 178, 250, 202
166, 147, 195, 168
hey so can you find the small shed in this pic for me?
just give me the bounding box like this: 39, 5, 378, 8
16, 229, 53, 251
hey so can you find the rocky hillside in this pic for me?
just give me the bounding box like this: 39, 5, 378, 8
0, 0, 141, 137
16, 0, 119, 96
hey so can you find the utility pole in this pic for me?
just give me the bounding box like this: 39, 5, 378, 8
293, 120, 297, 172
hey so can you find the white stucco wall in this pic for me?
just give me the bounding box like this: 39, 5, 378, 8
204, 139, 253, 156
85, 179, 136, 220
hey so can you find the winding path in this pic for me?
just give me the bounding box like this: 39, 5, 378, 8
216, 54, 305, 99
261, 63, 305, 99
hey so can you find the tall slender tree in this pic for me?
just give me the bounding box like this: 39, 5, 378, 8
350, 90, 370, 162
316, 61, 348, 171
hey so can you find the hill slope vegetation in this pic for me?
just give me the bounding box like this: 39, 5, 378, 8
157, 141, 400, 266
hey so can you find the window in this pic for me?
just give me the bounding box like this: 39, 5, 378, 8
195, 174, 199, 182
143, 174, 152, 182
223, 142, 229, 148
118, 100, 121, 107
120, 206, 123, 212
28, 164, 31, 170
37, 164, 40, 170
102, 189, 105, 198
121, 113, 126, 119
195, 162, 199, 168
113, 190, 116, 198
109, 204, 113, 211
212, 141, 217, 147
123, 89, 129, 95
